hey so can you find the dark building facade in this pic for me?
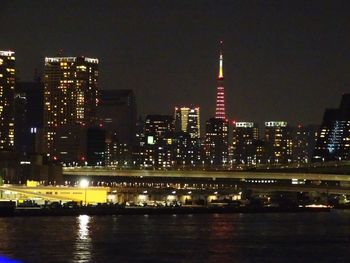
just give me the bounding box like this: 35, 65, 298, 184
98, 90, 137, 166
0, 51, 15, 151
98, 90, 137, 145
291, 124, 317, 164
313, 94, 350, 162
14, 80, 44, 157
86, 127, 106, 166
204, 118, 229, 166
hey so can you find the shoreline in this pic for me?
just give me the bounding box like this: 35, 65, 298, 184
0, 206, 332, 217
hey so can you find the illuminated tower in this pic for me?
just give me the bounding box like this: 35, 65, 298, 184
215, 41, 226, 120
43, 56, 99, 160
0, 51, 15, 151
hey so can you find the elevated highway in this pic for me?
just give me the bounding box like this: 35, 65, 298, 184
63, 167, 350, 182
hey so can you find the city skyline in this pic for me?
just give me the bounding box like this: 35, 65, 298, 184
1, 1, 350, 126
2, 3, 350, 263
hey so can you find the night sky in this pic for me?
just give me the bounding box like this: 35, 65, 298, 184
1, 0, 350, 127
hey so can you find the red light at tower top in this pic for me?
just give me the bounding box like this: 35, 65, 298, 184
215, 41, 226, 120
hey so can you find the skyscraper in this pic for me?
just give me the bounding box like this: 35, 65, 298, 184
98, 89, 137, 154
43, 56, 99, 160
14, 80, 44, 157
264, 121, 292, 164
232, 122, 259, 165
313, 94, 350, 162
215, 41, 226, 120
0, 51, 15, 151
97, 89, 137, 166
204, 118, 229, 166
142, 115, 174, 168
291, 124, 317, 164
174, 106, 200, 138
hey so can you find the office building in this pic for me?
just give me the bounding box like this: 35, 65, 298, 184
313, 94, 350, 162
174, 106, 200, 138
141, 115, 174, 168
98, 89, 137, 146
204, 118, 229, 166
98, 90, 137, 165
232, 122, 259, 165
14, 80, 44, 157
291, 125, 317, 164
264, 121, 292, 164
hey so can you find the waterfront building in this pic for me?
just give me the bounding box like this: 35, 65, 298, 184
231, 122, 259, 165
43, 56, 99, 160
0, 51, 15, 151
264, 121, 292, 164
204, 118, 229, 166
174, 106, 200, 138
313, 94, 350, 162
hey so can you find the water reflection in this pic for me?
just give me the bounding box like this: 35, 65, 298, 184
73, 215, 92, 263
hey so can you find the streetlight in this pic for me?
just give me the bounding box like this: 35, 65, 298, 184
80, 179, 89, 206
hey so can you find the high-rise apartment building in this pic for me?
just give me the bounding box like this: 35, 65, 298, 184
174, 106, 200, 138
0, 51, 15, 151
264, 121, 292, 164
232, 122, 259, 165
43, 56, 99, 160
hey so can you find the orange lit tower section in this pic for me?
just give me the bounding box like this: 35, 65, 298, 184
215, 41, 226, 120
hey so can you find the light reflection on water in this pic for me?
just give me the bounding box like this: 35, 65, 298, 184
0, 211, 350, 262
74, 215, 92, 263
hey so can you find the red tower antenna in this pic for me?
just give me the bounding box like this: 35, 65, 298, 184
215, 40, 226, 120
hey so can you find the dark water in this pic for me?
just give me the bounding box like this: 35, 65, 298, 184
0, 211, 350, 263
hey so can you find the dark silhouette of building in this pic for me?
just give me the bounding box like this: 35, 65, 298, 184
87, 127, 106, 166
204, 118, 229, 166
98, 90, 137, 166
98, 89, 137, 145
14, 80, 44, 158
291, 124, 317, 164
